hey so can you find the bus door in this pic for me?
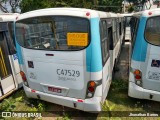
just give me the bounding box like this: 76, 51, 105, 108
7, 23, 22, 87
0, 31, 16, 97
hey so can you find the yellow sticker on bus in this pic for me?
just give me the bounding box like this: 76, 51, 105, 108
67, 33, 88, 46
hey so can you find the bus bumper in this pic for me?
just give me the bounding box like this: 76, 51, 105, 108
23, 85, 101, 112
128, 82, 160, 102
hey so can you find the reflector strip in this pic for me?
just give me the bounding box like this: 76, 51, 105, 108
31, 89, 36, 93
77, 99, 83, 102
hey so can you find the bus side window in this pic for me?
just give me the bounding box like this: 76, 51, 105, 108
116, 19, 119, 41
112, 19, 117, 47
119, 22, 122, 36
100, 20, 109, 66
108, 27, 113, 50
6, 23, 16, 55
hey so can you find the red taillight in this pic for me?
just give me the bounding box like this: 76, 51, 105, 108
31, 89, 36, 93
86, 81, 97, 98
77, 99, 83, 102
88, 87, 94, 92
20, 71, 27, 81
133, 69, 142, 86
135, 75, 141, 79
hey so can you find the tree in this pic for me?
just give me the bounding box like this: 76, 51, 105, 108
128, 5, 134, 12
20, 0, 95, 13
20, 0, 124, 13
96, 0, 124, 12
0, 0, 20, 13
126, 0, 148, 11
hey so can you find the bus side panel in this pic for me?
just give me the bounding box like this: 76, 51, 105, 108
144, 45, 160, 92
15, 38, 24, 65
86, 17, 102, 73
132, 17, 148, 62
102, 58, 111, 102
86, 17, 103, 99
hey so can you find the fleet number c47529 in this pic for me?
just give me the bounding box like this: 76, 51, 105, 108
56, 69, 80, 77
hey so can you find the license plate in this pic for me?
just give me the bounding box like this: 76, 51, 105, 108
48, 87, 61, 93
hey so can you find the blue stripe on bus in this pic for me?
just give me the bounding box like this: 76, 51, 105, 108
86, 17, 102, 72
15, 41, 24, 64
132, 17, 148, 62
14, 22, 24, 65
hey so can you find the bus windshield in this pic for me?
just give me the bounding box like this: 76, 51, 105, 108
15, 16, 90, 50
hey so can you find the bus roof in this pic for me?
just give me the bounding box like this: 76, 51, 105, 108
133, 8, 160, 18
122, 13, 133, 17
16, 7, 118, 21
0, 13, 20, 22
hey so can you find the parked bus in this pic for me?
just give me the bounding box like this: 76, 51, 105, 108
0, 13, 22, 100
122, 13, 133, 42
129, 8, 160, 102
111, 13, 124, 71
15, 8, 124, 112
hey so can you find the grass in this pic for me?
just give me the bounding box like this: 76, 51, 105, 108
98, 79, 160, 120
0, 79, 160, 120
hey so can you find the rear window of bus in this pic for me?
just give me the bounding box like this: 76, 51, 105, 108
15, 16, 90, 51
145, 16, 160, 46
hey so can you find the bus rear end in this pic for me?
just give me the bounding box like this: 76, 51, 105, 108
129, 10, 160, 102
15, 8, 103, 112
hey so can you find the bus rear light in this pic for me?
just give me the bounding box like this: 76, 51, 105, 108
88, 87, 94, 92
89, 81, 96, 87
86, 81, 97, 98
20, 71, 27, 81
134, 70, 141, 75
135, 75, 141, 79
87, 93, 92, 98
133, 69, 142, 87
20, 71, 29, 86
136, 80, 141, 85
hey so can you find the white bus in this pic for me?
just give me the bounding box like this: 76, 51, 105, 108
122, 13, 133, 42
0, 13, 22, 100
129, 8, 160, 102
15, 8, 124, 112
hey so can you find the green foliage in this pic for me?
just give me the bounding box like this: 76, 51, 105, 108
0, 99, 16, 111
128, 5, 134, 13
20, 0, 124, 13
101, 100, 115, 111
15, 96, 23, 102
56, 113, 71, 120
27, 99, 46, 111
30, 107, 38, 111
98, 0, 123, 12
111, 79, 128, 90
